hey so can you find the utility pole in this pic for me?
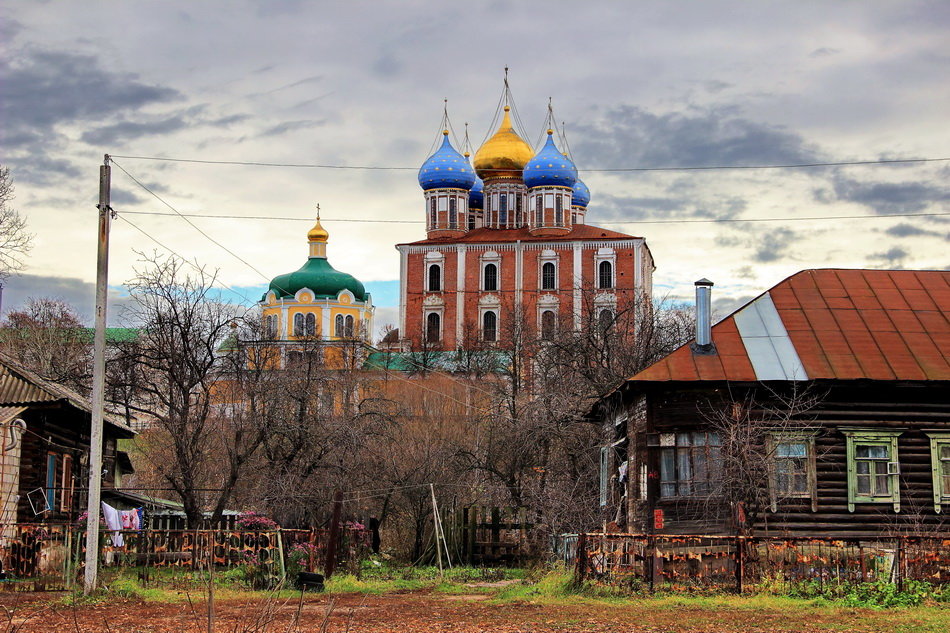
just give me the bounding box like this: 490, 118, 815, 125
84, 155, 111, 594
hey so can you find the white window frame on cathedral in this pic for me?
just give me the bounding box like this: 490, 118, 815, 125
425, 251, 445, 293
537, 292, 559, 339
480, 250, 502, 292
538, 249, 559, 290
595, 247, 617, 290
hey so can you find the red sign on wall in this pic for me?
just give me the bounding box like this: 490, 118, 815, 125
653, 509, 664, 530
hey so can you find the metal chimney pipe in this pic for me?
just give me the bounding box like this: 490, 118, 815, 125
694, 279, 714, 347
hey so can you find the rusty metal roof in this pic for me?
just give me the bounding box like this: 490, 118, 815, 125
629, 269, 950, 383
0, 352, 135, 435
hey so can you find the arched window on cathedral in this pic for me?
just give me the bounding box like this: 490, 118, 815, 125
516, 194, 523, 225
426, 312, 440, 342
305, 313, 316, 337
598, 261, 613, 289
449, 198, 457, 229
541, 310, 556, 340
541, 262, 556, 290
429, 198, 436, 229
265, 314, 278, 339
555, 195, 563, 225
293, 313, 305, 337
483, 263, 498, 291
428, 264, 441, 292
483, 311, 497, 342
499, 194, 508, 226
335, 314, 344, 337
598, 309, 614, 333
344, 315, 355, 338
535, 196, 542, 225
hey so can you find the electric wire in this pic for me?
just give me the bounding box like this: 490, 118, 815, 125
108, 154, 950, 172
112, 159, 295, 301
120, 209, 950, 225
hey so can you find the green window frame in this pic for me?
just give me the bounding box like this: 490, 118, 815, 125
842, 428, 903, 513
925, 432, 950, 513
767, 433, 817, 513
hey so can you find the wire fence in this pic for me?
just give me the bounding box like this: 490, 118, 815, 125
562, 533, 950, 593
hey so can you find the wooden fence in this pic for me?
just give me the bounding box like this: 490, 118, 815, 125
565, 533, 950, 592
0, 524, 370, 591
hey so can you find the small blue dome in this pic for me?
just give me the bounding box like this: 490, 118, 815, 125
418, 132, 476, 191
572, 178, 590, 208
523, 132, 577, 189
468, 174, 484, 209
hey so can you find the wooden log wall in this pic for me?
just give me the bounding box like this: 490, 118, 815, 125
630, 381, 950, 538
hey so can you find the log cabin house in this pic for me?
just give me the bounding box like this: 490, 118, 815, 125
0, 352, 136, 526
592, 269, 950, 537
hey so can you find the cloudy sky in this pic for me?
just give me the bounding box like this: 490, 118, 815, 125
2, 0, 948, 335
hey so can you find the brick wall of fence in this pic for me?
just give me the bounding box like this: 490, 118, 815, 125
561, 533, 950, 592
0, 524, 371, 591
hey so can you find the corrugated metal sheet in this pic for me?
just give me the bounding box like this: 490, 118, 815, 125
627, 269, 950, 383
0, 406, 27, 425
0, 352, 135, 435
0, 367, 59, 403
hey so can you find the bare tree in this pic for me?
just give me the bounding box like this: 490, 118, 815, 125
0, 297, 90, 392
702, 383, 824, 532
0, 166, 33, 280
108, 254, 260, 527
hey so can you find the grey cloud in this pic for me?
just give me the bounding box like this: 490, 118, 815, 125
830, 176, 950, 215
9, 154, 82, 187
572, 104, 821, 170
1, 49, 181, 149
594, 192, 746, 223
809, 47, 840, 58
81, 115, 190, 146
0, 274, 131, 326
715, 225, 800, 264
869, 246, 909, 267
884, 222, 944, 238
259, 119, 326, 137
110, 188, 146, 206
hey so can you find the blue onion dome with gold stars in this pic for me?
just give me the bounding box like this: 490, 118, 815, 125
418, 131, 476, 191
572, 177, 590, 208
468, 173, 484, 209
523, 131, 577, 189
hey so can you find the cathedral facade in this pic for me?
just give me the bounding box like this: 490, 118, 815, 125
396, 104, 654, 351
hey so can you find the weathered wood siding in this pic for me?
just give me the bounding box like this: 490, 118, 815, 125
625, 381, 950, 538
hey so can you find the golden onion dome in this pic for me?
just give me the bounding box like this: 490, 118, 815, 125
473, 106, 534, 181
307, 217, 329, 242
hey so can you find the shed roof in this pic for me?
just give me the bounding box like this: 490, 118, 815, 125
0, 352, 136, 435
628, 269, 950, 384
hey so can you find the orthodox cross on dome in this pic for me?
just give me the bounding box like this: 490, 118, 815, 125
315, 203, 320, 220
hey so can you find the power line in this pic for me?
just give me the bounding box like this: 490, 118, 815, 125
121, 209, 950, 226
108, 154, 950, 172
112, 159, 295, 300
118, 215, 259, 307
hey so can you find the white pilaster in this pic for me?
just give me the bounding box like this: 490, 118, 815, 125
573, 242, 583, 330
515, 241, 523, 311
456, 246, 466, 344
398, 246, 408, 336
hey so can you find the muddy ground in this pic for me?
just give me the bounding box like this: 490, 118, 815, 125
0, 590, 944, 632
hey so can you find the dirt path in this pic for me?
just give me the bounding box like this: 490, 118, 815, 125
0, 590, 944, 632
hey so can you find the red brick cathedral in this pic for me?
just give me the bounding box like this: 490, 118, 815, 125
395, 103, 654, 351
